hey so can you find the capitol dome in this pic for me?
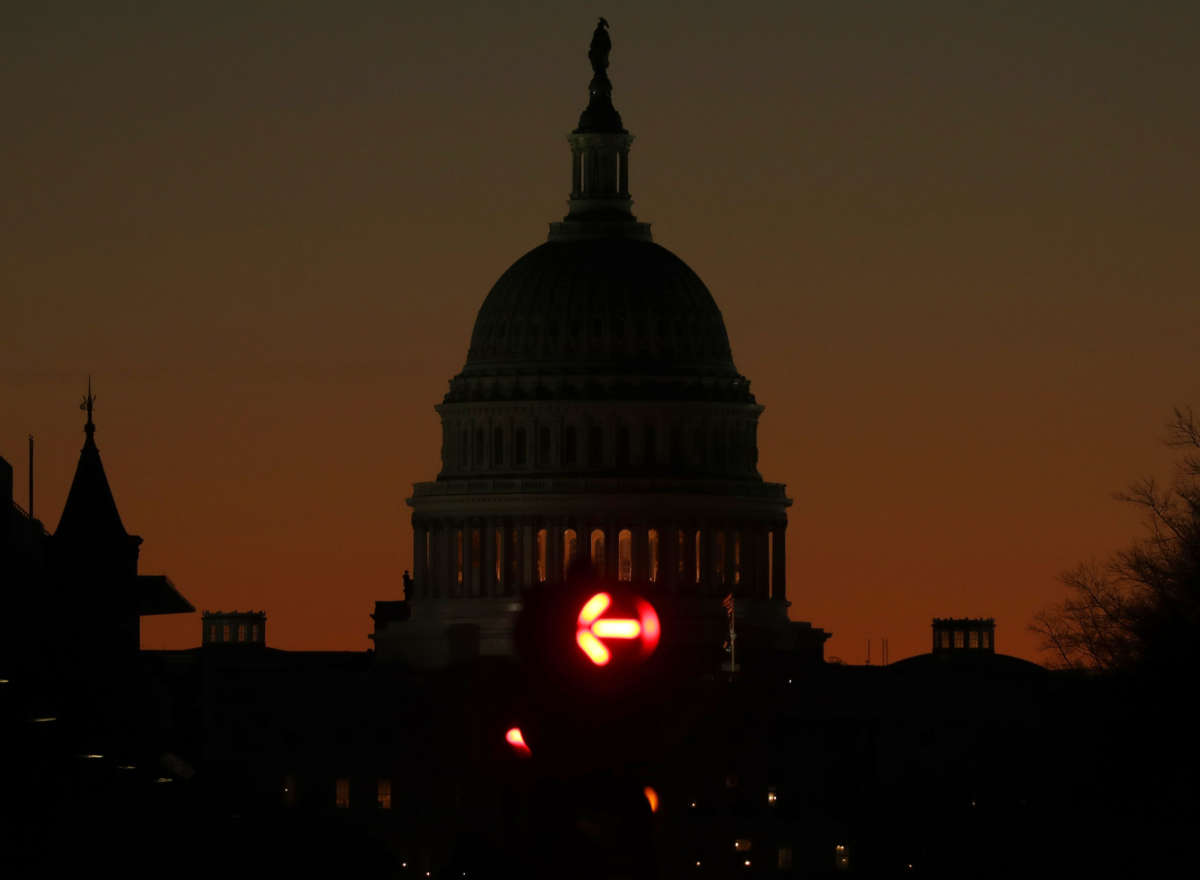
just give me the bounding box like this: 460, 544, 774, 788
462, 237, 738, 380
377, 20, 823, 671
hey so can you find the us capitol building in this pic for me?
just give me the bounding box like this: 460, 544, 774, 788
372, 21, 828, 669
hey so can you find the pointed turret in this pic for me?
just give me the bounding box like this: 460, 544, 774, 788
55, 380, 136, 552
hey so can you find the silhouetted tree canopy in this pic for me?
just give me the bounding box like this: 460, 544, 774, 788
1033, 407, 1200, 675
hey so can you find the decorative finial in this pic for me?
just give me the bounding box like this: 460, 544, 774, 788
80, 376, 96, 440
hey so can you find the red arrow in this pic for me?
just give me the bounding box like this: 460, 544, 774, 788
576, 592, 642, 666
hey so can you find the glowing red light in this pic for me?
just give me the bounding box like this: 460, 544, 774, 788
592, 618, 641, 639
643, 785, 659, 813
577, 630, 611, 665
577, 592, 611, 626
637, 599, 661, 654
575, 591, 662, 666
505, 727, 531, 756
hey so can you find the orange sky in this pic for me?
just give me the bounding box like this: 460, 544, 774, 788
4, 2, 1198, 664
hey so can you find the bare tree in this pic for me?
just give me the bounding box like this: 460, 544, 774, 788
1032, 407, 1200, 673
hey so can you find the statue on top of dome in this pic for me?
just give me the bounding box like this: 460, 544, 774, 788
588, 17, 611, 75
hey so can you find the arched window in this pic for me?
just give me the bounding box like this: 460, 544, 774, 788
538, 426, 551, 466
590, 529, 606, 576
493, 427, 504, 465
643, 425, 656, 466
618, 529, 632, 581
515, 428, 527, 465
563, 528, 578, 578
670, 426, 683, 464
536, 529, 548, 582
563, 425, 578, 466
474, 428, 484, 466
616, 425, 631, 467
460, 429, 469, 469
648, 528, 659, 582
588, 425, 604, 467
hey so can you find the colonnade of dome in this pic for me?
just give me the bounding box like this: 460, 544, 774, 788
409, 516, 786, 602
438, 403, 760, 478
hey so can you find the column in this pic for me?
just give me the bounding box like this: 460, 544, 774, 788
413, 522, 428, 598
441, 522, 455, 599
548, 521, 563, 585
482, 517, 496, 597
660, 523, 676, 592
771, 524, 787, 601
496, 520, 509, 596
461, 520, 474, 598
521, 520, 535, 591
683, 526, 697, 594
632, 524, 649, 583
604, 523, 619, 582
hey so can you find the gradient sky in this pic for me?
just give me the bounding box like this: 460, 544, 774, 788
4, 2, 1198, 663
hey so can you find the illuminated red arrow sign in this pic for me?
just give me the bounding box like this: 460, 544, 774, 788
576, 592, 661, 666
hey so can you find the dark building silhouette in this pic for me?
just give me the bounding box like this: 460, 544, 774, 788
372, 18, 827, 671
202, 610, 267, 647
932, 616, 996, 653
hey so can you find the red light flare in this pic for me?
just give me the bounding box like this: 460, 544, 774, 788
575, 591, 661, 666
643, 785, 659, 813
505, 727, 531, 757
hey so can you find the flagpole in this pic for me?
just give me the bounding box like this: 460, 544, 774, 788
730, 599, 736, 681
723, 592, 736, 681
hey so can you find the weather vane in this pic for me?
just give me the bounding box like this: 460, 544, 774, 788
80, 375, 96, 433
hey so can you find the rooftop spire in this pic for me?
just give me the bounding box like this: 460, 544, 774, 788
80, 376, 96, 444
549, 19, 651, 242
56, 378, 130, 544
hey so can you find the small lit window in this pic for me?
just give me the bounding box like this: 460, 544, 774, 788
648, 529, 659, 583
536, 529, 548, 583
335, 778, 350, 808
953, 630, 964, 649
968, 630, 979, 648
734, 839, 753, 852
377, 779, 392, 810
563, 529, 578, 579
590, 529, 606, 576
618, 529, 632, 581
237, 624, 247, 642
223, 624, 231, 642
